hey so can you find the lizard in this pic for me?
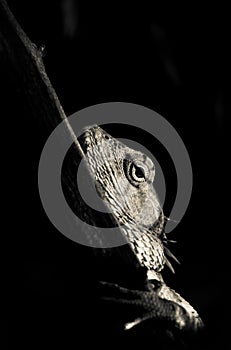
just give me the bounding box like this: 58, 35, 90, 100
79, 124, 204, 334
0, 0, 203, 342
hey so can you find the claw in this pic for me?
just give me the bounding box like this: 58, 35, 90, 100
125, 318, 142, 330
99, 281, 143, 299
101, 296, 141, 306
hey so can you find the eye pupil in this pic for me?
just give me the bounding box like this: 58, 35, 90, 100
135, 166, 144, 178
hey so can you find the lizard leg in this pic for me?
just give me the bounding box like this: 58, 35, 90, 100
99, 281, 203, 332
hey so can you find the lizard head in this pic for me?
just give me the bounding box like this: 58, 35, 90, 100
80, 125, 169, 272
80, 125, 165, 235
82, 126, 165, 233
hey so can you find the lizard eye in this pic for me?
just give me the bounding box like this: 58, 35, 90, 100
124, 159, 148, 186
130, 164, 146, 182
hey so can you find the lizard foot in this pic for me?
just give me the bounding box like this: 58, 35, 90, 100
99, 281, 204, 333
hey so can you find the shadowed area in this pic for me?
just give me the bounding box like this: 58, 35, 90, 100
1, 0, 228, 348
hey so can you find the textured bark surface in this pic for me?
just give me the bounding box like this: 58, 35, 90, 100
1, 1, 206, 346
0, 0, 142, 281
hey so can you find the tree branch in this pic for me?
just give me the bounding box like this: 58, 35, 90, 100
0, 0, 141, 276
0, 0, 84, 158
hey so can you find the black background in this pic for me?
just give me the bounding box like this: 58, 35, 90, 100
4, 0, 228, 348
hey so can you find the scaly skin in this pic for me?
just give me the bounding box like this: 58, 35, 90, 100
81, 125, 203, 332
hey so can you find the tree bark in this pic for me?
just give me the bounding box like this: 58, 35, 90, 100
0, 0, 142, 279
